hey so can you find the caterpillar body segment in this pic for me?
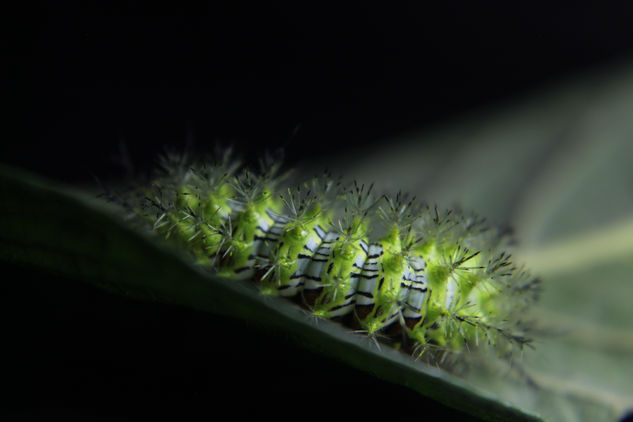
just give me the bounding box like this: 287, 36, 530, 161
257, 186, 333, 296
212, 183, 281, 279
307, 235, 369, 319
307, 198, 374, 319
121, 151, 540, 363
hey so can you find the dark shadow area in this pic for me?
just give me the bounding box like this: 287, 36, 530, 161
6, 3, 633, 183
2, 262, 484, 420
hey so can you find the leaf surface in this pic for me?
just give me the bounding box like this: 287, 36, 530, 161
0, 164, 540, 422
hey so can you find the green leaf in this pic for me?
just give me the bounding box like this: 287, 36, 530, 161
0, 164, 540, 422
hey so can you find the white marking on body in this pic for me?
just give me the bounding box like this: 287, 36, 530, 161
248, 211, 288, 281
303, 231, 337, 291
356, 243, 383, 306
403, 256, 428, 319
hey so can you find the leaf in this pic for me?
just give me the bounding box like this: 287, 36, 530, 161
6, 61, 633, 422
310, 62, 633, 421
0, 164, 541, 422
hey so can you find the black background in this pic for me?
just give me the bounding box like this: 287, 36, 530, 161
8, 2, 633, 183
5, 2, 633, 420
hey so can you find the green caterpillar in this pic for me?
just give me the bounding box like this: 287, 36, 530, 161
112, 148, 540, 363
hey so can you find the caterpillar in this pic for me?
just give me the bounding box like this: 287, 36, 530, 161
108, 147, 540, 365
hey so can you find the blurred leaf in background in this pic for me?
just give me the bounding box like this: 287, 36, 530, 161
298, 61, 633, 422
